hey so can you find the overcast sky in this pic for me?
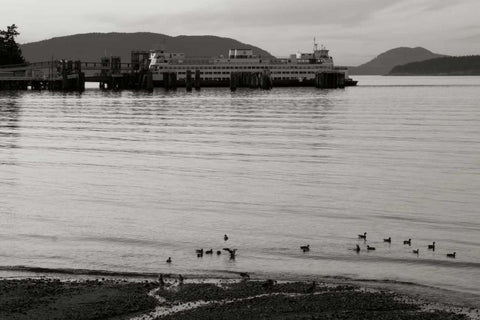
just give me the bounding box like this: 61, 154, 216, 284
3, 0, 480, 65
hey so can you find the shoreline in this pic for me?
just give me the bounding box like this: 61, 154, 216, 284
1, 268, 479, 319
1, 265, 479, 308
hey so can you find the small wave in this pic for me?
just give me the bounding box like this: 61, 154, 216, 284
358, 84, 480, 88
301, 253, 480, 269
74, 236, 172, 248
19, 234, 59, 241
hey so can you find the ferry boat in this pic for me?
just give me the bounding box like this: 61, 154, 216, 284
147, 41, 357, 88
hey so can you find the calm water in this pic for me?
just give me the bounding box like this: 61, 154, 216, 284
0, 76, 479, 295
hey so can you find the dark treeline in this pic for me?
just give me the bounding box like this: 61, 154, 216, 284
389, 55, 480, 75
0, 24, 25, 66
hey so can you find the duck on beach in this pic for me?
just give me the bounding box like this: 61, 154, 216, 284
262, 279, 277, 289
358, 232, 367, 240
158, 274, 165, 286
240, 272, 250, 280
300, 245, 310, 252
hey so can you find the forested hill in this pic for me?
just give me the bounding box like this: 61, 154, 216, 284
20, 33, 275, 63
389, 56, 480, 75
349, 47, 444, 75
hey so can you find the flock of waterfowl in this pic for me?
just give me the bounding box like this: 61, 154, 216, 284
166, 234, 236, 264
350, 232, 456, 258
165, 232, 457, 265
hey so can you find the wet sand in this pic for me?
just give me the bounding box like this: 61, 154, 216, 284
1, 275, 478, 320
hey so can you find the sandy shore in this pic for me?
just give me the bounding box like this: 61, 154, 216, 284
0, 275, 478, 320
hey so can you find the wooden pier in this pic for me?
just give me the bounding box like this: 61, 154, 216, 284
0, 52, 349, 91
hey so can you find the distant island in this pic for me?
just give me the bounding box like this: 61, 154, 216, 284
349, 47, 445, 75
389, 55, 480, 75
20, 32, 274, 63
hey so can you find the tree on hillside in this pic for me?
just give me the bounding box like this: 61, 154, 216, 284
0, 24, 25, 65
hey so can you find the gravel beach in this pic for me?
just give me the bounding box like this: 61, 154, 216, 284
1, 276, 477, 320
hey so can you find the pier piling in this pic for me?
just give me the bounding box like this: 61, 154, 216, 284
186, 70, 193, 92
315, 72, 345, 89
194, 70, 201, 90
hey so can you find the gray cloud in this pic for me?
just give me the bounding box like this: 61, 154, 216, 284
113, 0, 402, 31
5, 0, 480, 65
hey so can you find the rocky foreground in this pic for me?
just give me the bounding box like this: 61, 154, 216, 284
0, 277, 476, 320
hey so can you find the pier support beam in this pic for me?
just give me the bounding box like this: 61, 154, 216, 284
315, 72, 345, 89
194, 70, 201, 90
230, 71, 272, 91
186, 70, 193, 92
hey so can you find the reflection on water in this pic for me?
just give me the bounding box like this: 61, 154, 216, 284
0, 93, 21, 146
0, 77, 479, 297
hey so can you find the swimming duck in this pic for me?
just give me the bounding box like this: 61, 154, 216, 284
428, 242, 436, 250
446, 252, 456, 258
403, 239, 412, 246
205, 249, 213, 254
412, 249, 419, 255
358, 232, 367, 240
224, 234, 229, 241
367, 245, 376, 251
355, 244, 361, 253
166, 257, 172, 264
216, 250, 222, 255
384, 237, 391, 243
300, 245, 310, 252
223, 248, 237, 260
